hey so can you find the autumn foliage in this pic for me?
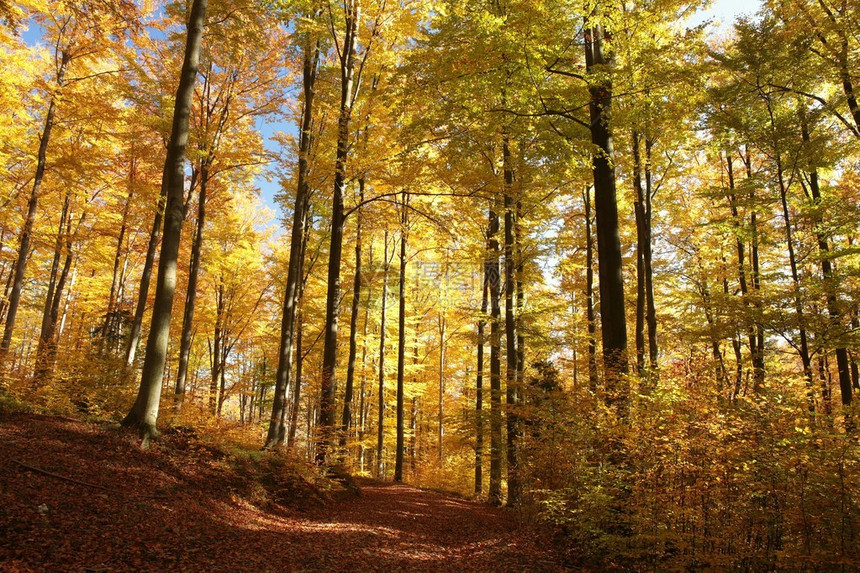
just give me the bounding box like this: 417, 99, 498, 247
1, 0, 859, 569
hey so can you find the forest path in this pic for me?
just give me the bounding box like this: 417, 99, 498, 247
0, 412, 570, 572
289, 479, 569, 571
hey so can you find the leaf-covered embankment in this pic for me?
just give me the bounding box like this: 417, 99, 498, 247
0, 413, 570, 572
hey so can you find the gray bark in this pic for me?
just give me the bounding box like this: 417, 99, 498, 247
121, 0, 208, 443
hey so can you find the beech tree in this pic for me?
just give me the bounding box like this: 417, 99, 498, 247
122, 0, 208, 441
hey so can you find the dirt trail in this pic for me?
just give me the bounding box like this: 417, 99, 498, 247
0, 413, 569, 572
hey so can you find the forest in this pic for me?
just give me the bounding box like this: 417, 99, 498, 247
1, 0, 859, 569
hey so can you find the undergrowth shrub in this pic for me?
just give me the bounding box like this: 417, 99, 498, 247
522, 358, 860, 570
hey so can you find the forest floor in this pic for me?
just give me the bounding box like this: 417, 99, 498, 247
0, 411, 571, 572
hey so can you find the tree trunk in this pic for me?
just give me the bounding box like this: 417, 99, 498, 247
103, 184, 133, 343
743, 147, 766, 390
377, 230, 390, 479
210, 283, 224, 414
643, 137, 658, 372
121, 0, 208, 443
357, 241, 373, 466
265, 20, 321, 449
770, 115, 814, 393
474, 267, 488, 496
585, 23, 628, 402
287, 305, 303, 449
583, 187, 598, 394
801, 113, 852, 406
340, 184, 364, 455
175, 165, 208, 402
503, 134, 521, 507
34, 197, 75, 384
632, 131, 646, 374
126, 182, 167, 367
394, 194, 408, 482
1, 53, 68, 361
487, 200, 503, 505
33, 192, 70, 383
724, 151, 757, 400
317, 0, 361, 464
437, 251, 447, 463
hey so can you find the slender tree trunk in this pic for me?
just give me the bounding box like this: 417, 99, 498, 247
318, 0, 361, 464
121, 0, 208, 443
1, 53, 68, 362
837, 45, 860, 133
643, 137, 658, 372
583, 187, 598, 394
700, 276, 727, 387
217, 335, 228, 416
34, 198, 75, 384
286, 212, 313, 447
377, 231, 390, 478
771, 124, 814, 392
585, 23, 628, 402
487, 200, 503, 505
126, 182, 167, 367
503, 134, 521, 507
744, 147, 766, 390
438, 250, 447, 463
57, 263, 77, 340
474, 268, 488, 497
287, 305, 303, 449
725, 151, 756, 399
394, 195, 408, 482
175, 165, 208, 402
210, 283, 224, 414
103, 184, 133, 342
800, 113, 852, 406
358, 241, 373, 465
632, 131, 646, 374
33, 192, 70, 382
340, 184, 364, 455
266, 23, 321, 449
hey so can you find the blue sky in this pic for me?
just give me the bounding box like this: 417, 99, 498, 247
689, 0, 762, 28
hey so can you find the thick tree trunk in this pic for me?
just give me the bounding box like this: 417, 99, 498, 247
266, 25, 321, 449
317, 0, 360, 464
175, 165, 208, 402
1, 54, 68, 361
121, 0, 208, 443
585, 23, 628, 403
394, 195, 408, 482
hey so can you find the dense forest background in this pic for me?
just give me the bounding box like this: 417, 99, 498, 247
1, 0, 859, 568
